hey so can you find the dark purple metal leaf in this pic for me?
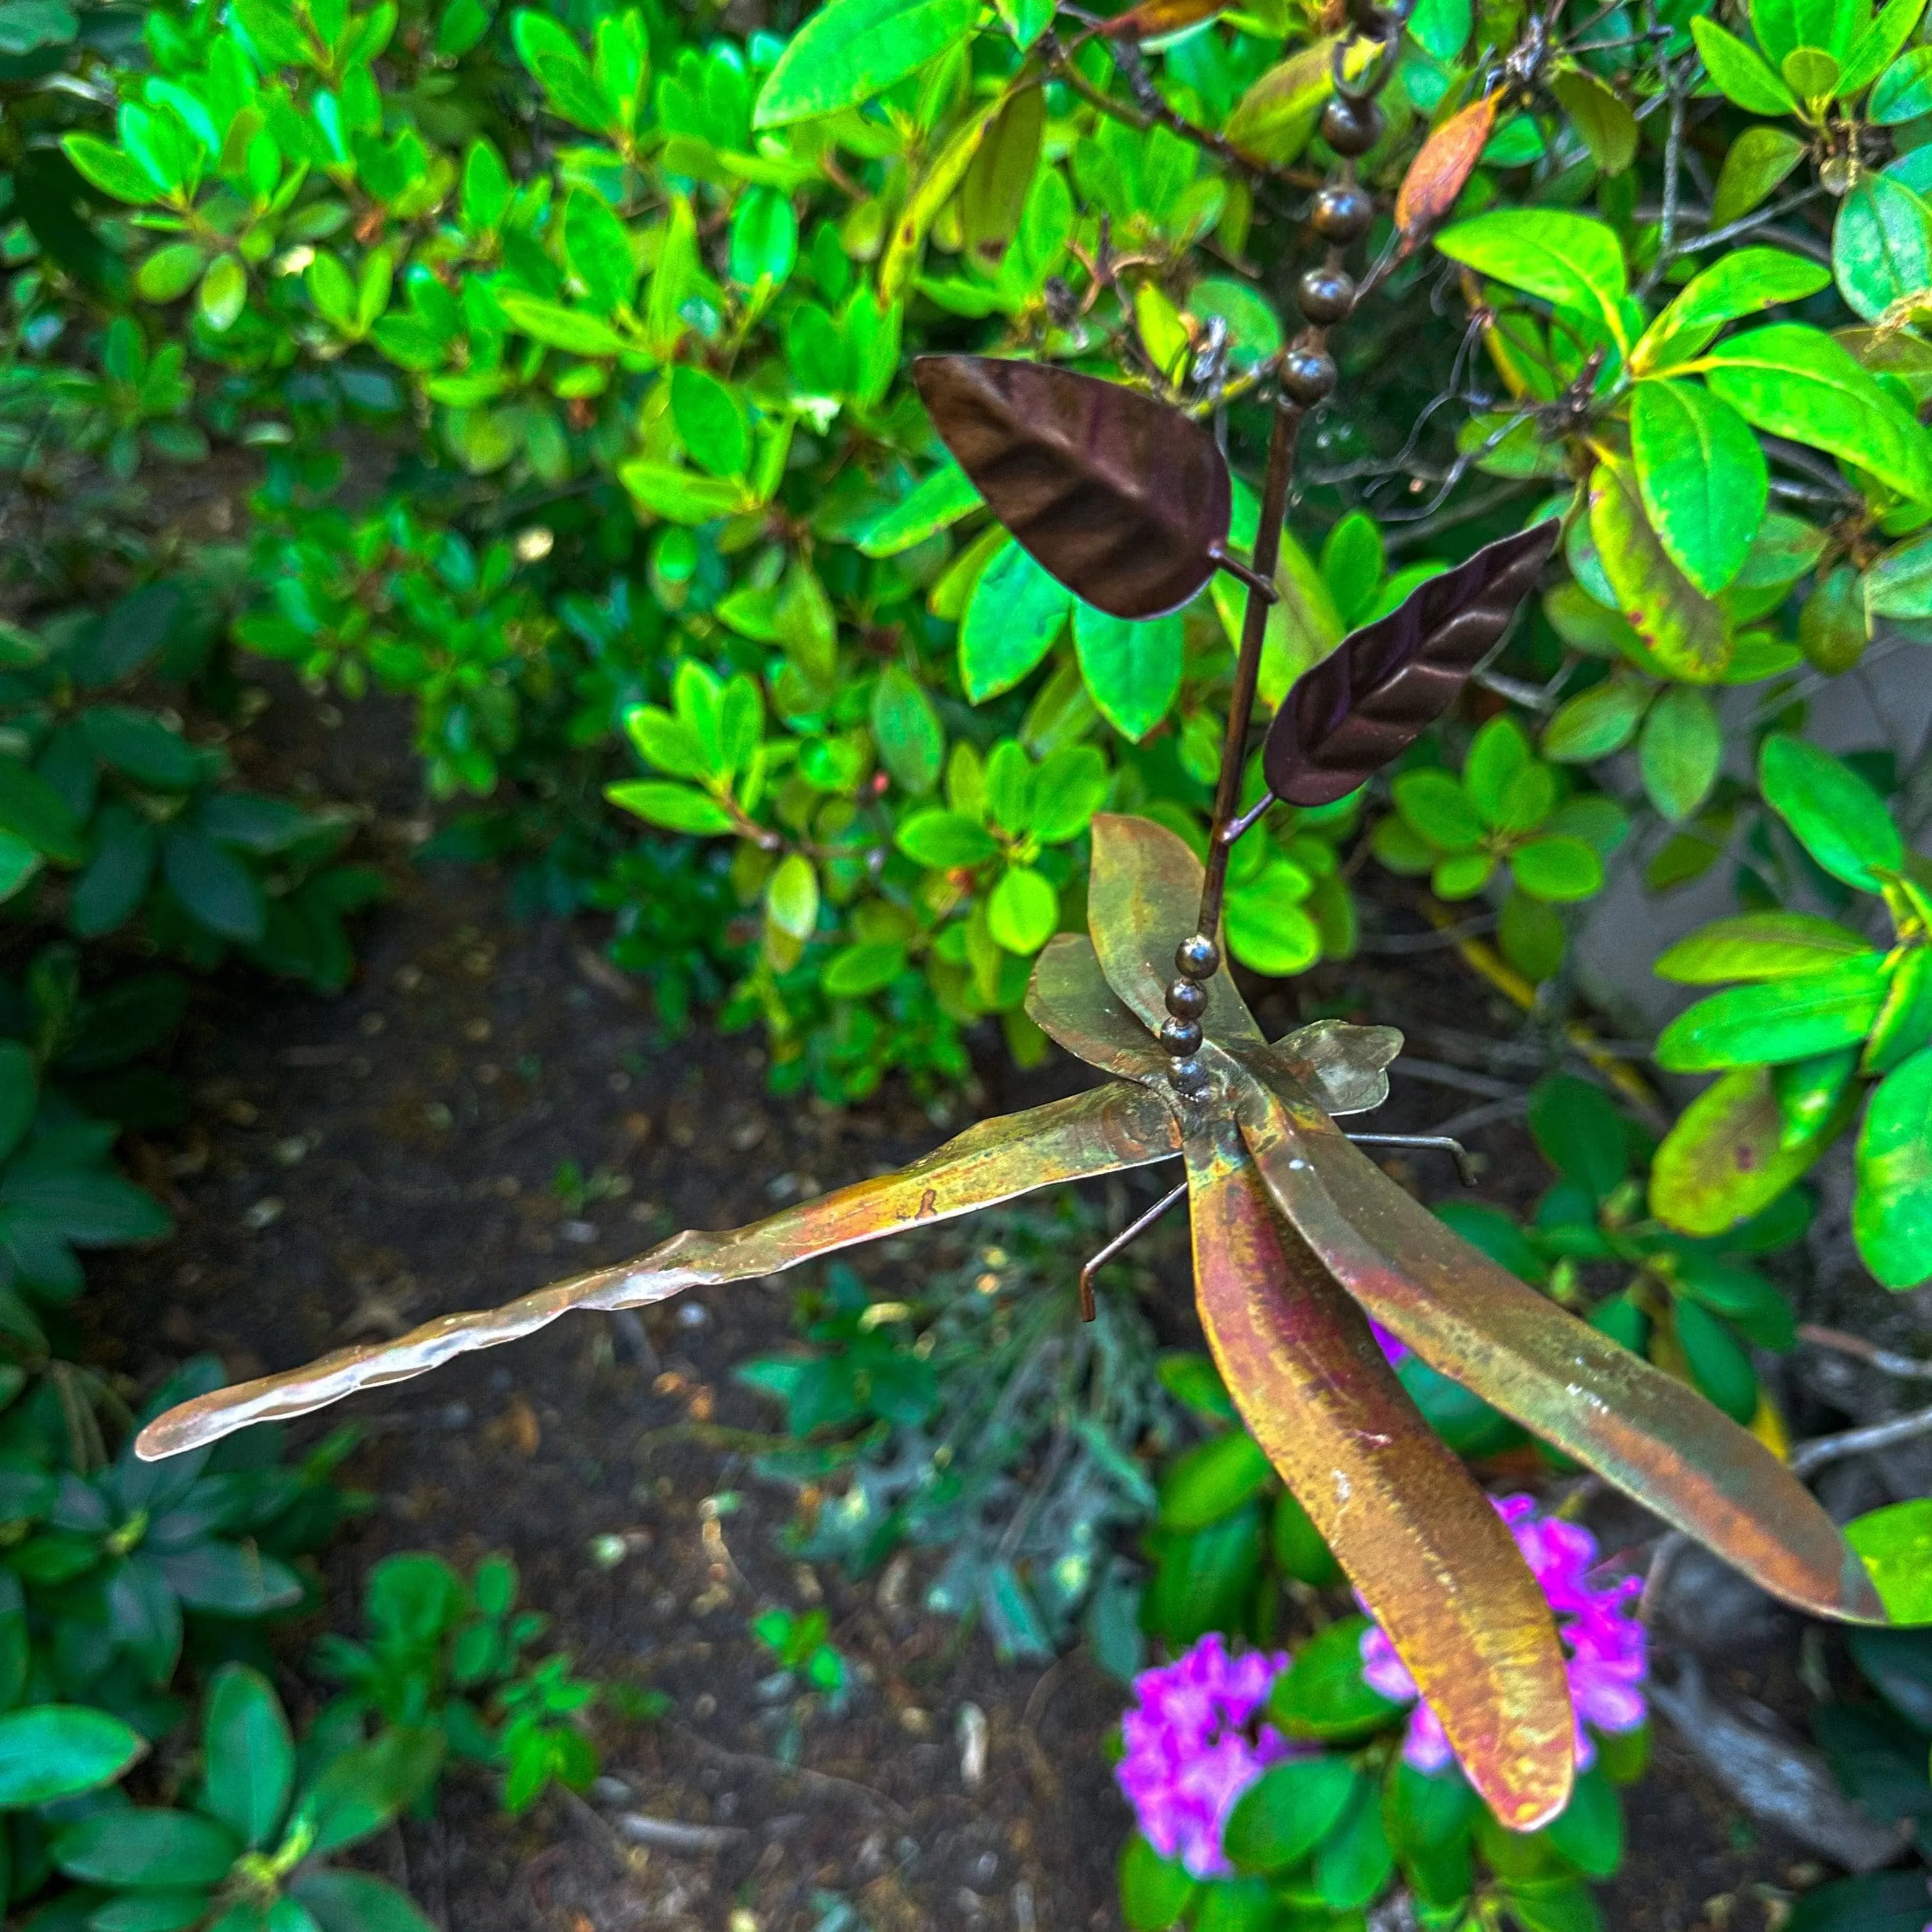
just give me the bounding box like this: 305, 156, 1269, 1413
1262, 521, 1560, 807
912, 354, 1232, 620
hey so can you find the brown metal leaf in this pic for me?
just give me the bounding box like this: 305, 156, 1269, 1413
1025, 932, 1167, 1081
1185, 1108, 1576, 1830
1262, 521, 1560, 807
912, 356, 1232, 620
135, 1082, 1180, 1460
1272, 1018, 1404, 1117
1394, 93, 1498, 249
1228, 1056, 1889, 1625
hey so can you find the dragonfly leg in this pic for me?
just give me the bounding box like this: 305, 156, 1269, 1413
1206, 542, 1281, 604
1346, 1131, 1479, 1187
1079, 1178, 1187, 1320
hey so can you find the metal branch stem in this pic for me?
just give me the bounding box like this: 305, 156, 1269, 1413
1197, 388, 1304, 940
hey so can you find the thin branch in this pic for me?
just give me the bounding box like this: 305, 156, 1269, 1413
1799, 1323, 1932, 1380
1791, 1399, 1932, 1476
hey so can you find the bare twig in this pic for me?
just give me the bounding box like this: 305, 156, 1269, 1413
1799, 1323, 1932, 1380
1791, 1399, 1932, 1476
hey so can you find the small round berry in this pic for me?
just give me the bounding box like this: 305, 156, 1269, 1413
1279, 345, 1338, 405
1159, 1016, 1205, 1057
1174, 934, 1221, 979
1298, 267, 1356, 325
1165, 977, 1209, 1021
1320, 93, 1384, 156
1311, 183, 1375, 244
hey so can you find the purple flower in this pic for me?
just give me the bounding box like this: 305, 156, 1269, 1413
1360, 1493, 1646, 1782
1368, 1318, 1409, 1367
1115, 1633, 1293, 1878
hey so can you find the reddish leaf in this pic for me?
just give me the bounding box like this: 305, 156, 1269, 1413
913, 356, 1232, 619
1262, 521, 1559, 806
1105, 0, 1229, 39
1395, 94, 1498, 247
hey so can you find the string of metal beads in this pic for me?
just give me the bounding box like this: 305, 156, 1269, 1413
1163, 1, 1404, 1101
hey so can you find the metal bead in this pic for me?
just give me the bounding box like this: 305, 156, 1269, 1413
1311, 183, 1374, 244
1279, 346, 1338, 405
1159, 1016, 1205, 1056
1320, 94, 1383, 157
1298, 267, 1356, 326
1174, 934, 1221, 979
1170, 1054, 1212, 1097
1165, 977, 1209, 1021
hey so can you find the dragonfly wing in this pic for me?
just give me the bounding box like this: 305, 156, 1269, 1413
1231, 1058, 1886, 1624
1186, 1109, 1575, 1830
1271, 1018, 1405, 1117
1086, 814, 1263, 1044
137, 1081, 1180, 1462
1026, 934, 1169, 1081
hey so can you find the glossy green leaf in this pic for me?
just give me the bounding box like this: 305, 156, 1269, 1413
1841, 0, 1930, 93
1656, 958, 1891, 1070
1834, 173, 1932, 321
960, 541, 1071, 702
1542, 1764, 1623, 1878
1589, 454, 1730, 682
1709, 129, 1809, 229
1870, 42, 1932, 118
987, 865, 1057, 953
53, 1810, 241, 1888
1692, 15, 1798, 112
1073, 605, 1183, 743
1509, 836, 1603, 902
605, 781, 735, 835
1315, 1771, 1394, 1910
290, 1871, 437, 1932
1435, 208, 1628, 349
1673, 1254, 1795, 1351
670, 366, 750, 479
1798, 566, 1867, 675
1855, 1043, 1932, 1287
1119, 1834, 1197, 1931
896, 809, 997, 868
1656, 911, 1877, 982
1543, 677, 1648, 762
753, 0, 979, 127
1638, 685, 1723, 822
1268, 1616, 1405, 1740
1549, 68, 1637, 175
204, 1665, 294, 1850
870, 665, 944, 795
1157, 1428, 1273, 1530
0, 1704, 143, 1807
1843, 1498, 1932, 1621
1652, 1066, 1834, 1234
1675, 1298, 1757, 1423
1630, 381, 1766, 595
859, 461, 981, 557
1702, 324, 1932, 504
1759, 732, 1904, 889
1528, 1075, 1628, 1201
162, 831, 266, 944
1223, 1757, 1358, 1874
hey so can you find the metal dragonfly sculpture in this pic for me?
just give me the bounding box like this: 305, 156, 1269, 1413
133, 19, 1888, 1826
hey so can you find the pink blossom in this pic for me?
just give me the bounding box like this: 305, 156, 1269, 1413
1359, 1493, 1646, 1782
1115, 1633, 1293, 1878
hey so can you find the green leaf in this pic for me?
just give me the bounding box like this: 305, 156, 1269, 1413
960, 541, 1071, 702
896, 809, 997, 868
1268, 1617, 1404, 1740
1675, 1297, 1758, 1423
1709, 129, 1809, 229
1673, 1254, 1795, 1350
1528, 1074, 1628, 1200
1869, 42, 1932, 118
563, 190, 637, 314
1864, 527, 1932, 617
1548, 68, 1637, 175
0, 1042, 35, 1167
137, 242, 205, 302
1635, 248, 1831, 374
1543, 677, 1648, 762
1509, 836, 1603, 902
1503, 1876, 1608, 1932
870, 665, 944, 795
1629, 382, 1767, 595
511, 12, 612, 132
53, 1810, 241, 1888
203, 1664, 295, 1850
1029, 744, 1108, 842
1866, 947, 1932, 1074
1073, 605, 1183, 742
162, 831, 267, 943
0, 756, 83, 864
1702, 324, 1932, 505
1843, 1498, 1932, 1621
1651, 1067, 1828, 1235
1842, 0, 1930, 94
1855, 1043, 1932, 1287
729, 186, 798, 289
605, 780, 736, 835
1224, 37, 1349, 165
81, 706, 202, 790
0, 1704, 143, 1806
62, 131, 165, 204
1759, 732, 1904, 888
1393, 769, 1484, 850
1798, 565, 1867, 674
1224, 861, 1321, 976
1783, 45, 1841, 101
764, 853, 819, 943
1271, 1486, 1342, 1585
1435, 208, 1628, 349
1314, 1770, 1394, 1910
1118, 1834, 1197, 1932
753, 0, 980, 127
987, 866, 1058, 953
1692, 15, 1798, 112
1222, 1757, 1358, 1874
822, 941, 907, 996
291, 1872, 437, 1932
1656, 958, 1891, 1070
494, 290, 626, 356
858, 461, 981, 557
617, 462, 752, 524
1834, 173, 1932, 321
200, 255, 247, 333
1639, 685, 1723, 822
1656, 910, 1878, 981
670, 366, 750, 479
1157, 1428, 1274, 1532
1588, 454, 1731, 682
299, 1729, 444, 1854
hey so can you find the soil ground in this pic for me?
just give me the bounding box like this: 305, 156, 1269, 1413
81, 687, 1891, 1932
